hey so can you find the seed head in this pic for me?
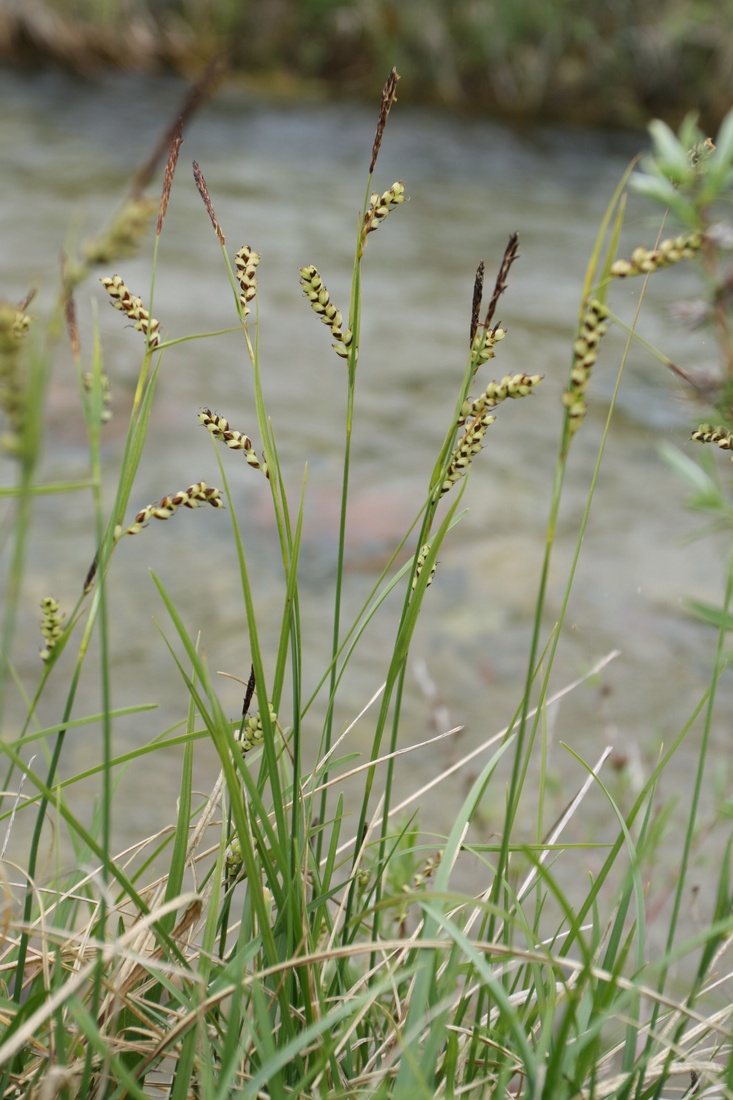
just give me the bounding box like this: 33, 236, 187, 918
459, 372, 543, 425
411, 543, 437, 591
361, 182, 406, 246
610, 233, 703, 278
469, 325, 507, 375
225, 835, 244, 879
199, 408, 269, 477
482, 233, 520, 331
235, 245, 260, 317
299, 265, 356, 361
115, 481, 223, 538
239, 704, 277, 755
441, 413, 496, 496
40, 596, 65, 662
562, 299, 610, 435
469, 260, 485, 346
0, 299, 33, 456
193, 160, 225, 246
370, 67, 400, 174
82, 196, 157, 271
100, 275, 161, 348
691, 423, 733, 456
157, 117, 184, 236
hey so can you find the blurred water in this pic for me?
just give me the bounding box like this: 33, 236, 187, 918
1, 69, 730, 908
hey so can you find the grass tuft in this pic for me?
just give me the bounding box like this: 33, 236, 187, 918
2, 72, 733, 1100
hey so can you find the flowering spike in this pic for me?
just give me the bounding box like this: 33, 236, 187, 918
411, 543, 437, 591
483, 233, 519, 330
115, 481, 223, 539
610, 233, 703, 278
361, 181, 406, 247
469, 325, 507, 375
235, 245, 260, 317
470, 260, 485, 346
299, 265, 357, 362
370, 68, 400, 174
691, 423, 733, 457
193, 160, 225, 246
459, 372, 543, 426
80, 197, 157, 273
198, 408, 269, 478
562, 299, 610, 434
157, 117, 184, 236
0, 299, 32, 456
40, 596, 65, 662
100, 275, 161, 348
238, 704, 277, 756
440, 413, 496, 496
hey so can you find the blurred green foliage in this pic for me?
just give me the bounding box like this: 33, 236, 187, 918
11, 0, 733, 127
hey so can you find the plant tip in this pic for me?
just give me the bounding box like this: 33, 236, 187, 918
370, 67, 400, 174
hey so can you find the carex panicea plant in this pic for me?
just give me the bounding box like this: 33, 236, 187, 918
1, 69, 733, 1100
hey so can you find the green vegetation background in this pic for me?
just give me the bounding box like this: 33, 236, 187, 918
3, 0, 733, 128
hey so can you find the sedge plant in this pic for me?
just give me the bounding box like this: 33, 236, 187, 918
1, 72, 733, 1100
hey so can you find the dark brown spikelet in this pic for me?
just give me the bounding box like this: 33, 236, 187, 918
83, 553, 98, 595
193, 161, 225, 246
132, 55, 227, 196
157, 117, 184, 236
470, 260, 485, 345
63, 279, 80, 362
370, 67, 400, 174
242, 664, 256, 716
483, 233, 519, 330
16, 289, 36, 314
241, 664, 255, 717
